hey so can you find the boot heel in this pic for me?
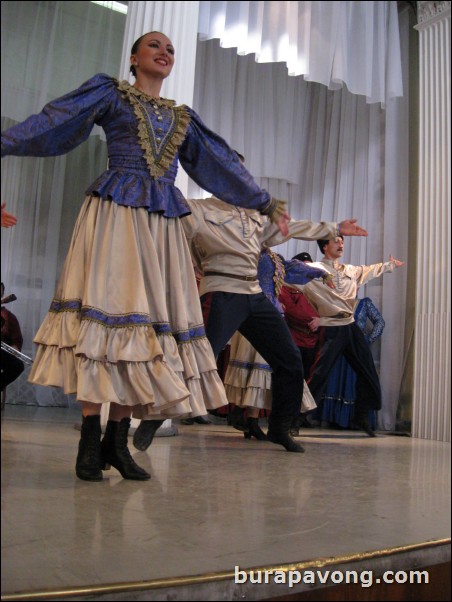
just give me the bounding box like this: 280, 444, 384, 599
101, 418, 151, 480
244, 431, 251, 439
102, 462, 111, 470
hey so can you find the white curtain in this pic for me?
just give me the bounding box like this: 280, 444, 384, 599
190, 5, 411, 430
1, 1, 126, 405
198, 1, 403, 105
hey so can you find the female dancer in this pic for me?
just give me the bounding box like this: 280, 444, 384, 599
1, 32, 288, 481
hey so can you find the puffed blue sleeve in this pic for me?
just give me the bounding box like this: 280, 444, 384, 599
1, 74, 116, 158
178, 107, 272, 211
357, 297, 385, 344
284, 259, 327, 285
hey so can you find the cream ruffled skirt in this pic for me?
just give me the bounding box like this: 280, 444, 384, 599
224, 332, 316, 412
29, 196, 228, 418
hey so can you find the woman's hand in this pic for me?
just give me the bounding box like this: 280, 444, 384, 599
1, 203, 17, 228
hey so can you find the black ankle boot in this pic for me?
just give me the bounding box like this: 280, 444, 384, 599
76, 415, 103, 481
228, 406, 246, 431
133, 419, 164, 451
101, 418, 151, 480
351, 410, 376, 437
267, 416, 305, 453
244, 417, 268, 440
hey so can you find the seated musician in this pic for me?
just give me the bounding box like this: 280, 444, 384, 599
1, 282, 25, 395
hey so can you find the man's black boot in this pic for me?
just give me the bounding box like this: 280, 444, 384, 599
267, 415, 305, 452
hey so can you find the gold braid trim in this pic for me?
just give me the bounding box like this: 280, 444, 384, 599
117, 80, 191, 179
268, 250, 286, 298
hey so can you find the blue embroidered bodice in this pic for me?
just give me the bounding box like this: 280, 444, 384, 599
1, 74, 271, 218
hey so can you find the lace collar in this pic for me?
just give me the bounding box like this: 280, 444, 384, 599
117, 80, 190, 179
119, 80, 176, 108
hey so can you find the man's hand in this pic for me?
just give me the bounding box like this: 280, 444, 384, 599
389, 254, 405, 268
274, 210, 291, 236
339, 219, 368, 237
322, 273, 336, 289
1, 203, 17, 228
266, 200, 290, 236
308, 317, 321, 332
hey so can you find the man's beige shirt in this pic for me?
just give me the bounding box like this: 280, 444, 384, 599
182, 197, 337, 296
297, 258, 395, 326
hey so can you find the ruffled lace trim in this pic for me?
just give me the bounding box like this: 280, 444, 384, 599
117, 80, 191, 180
30, 308, 227, 413
224, 362, 272, 390
224, 383, 272, 410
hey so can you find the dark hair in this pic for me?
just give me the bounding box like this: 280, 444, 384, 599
317, 235, 343, 254
130, 31, 166, 77
292, 252, 312, 263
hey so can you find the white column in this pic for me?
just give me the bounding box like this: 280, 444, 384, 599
412, 1, 451, 442
101, 2, 201, 433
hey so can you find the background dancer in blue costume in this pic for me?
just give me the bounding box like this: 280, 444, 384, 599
1, 32, 293, 482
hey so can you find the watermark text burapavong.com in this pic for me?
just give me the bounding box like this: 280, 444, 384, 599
234, 566, 430, 588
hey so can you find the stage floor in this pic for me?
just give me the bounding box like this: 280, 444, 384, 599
1, 405, 450, 601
